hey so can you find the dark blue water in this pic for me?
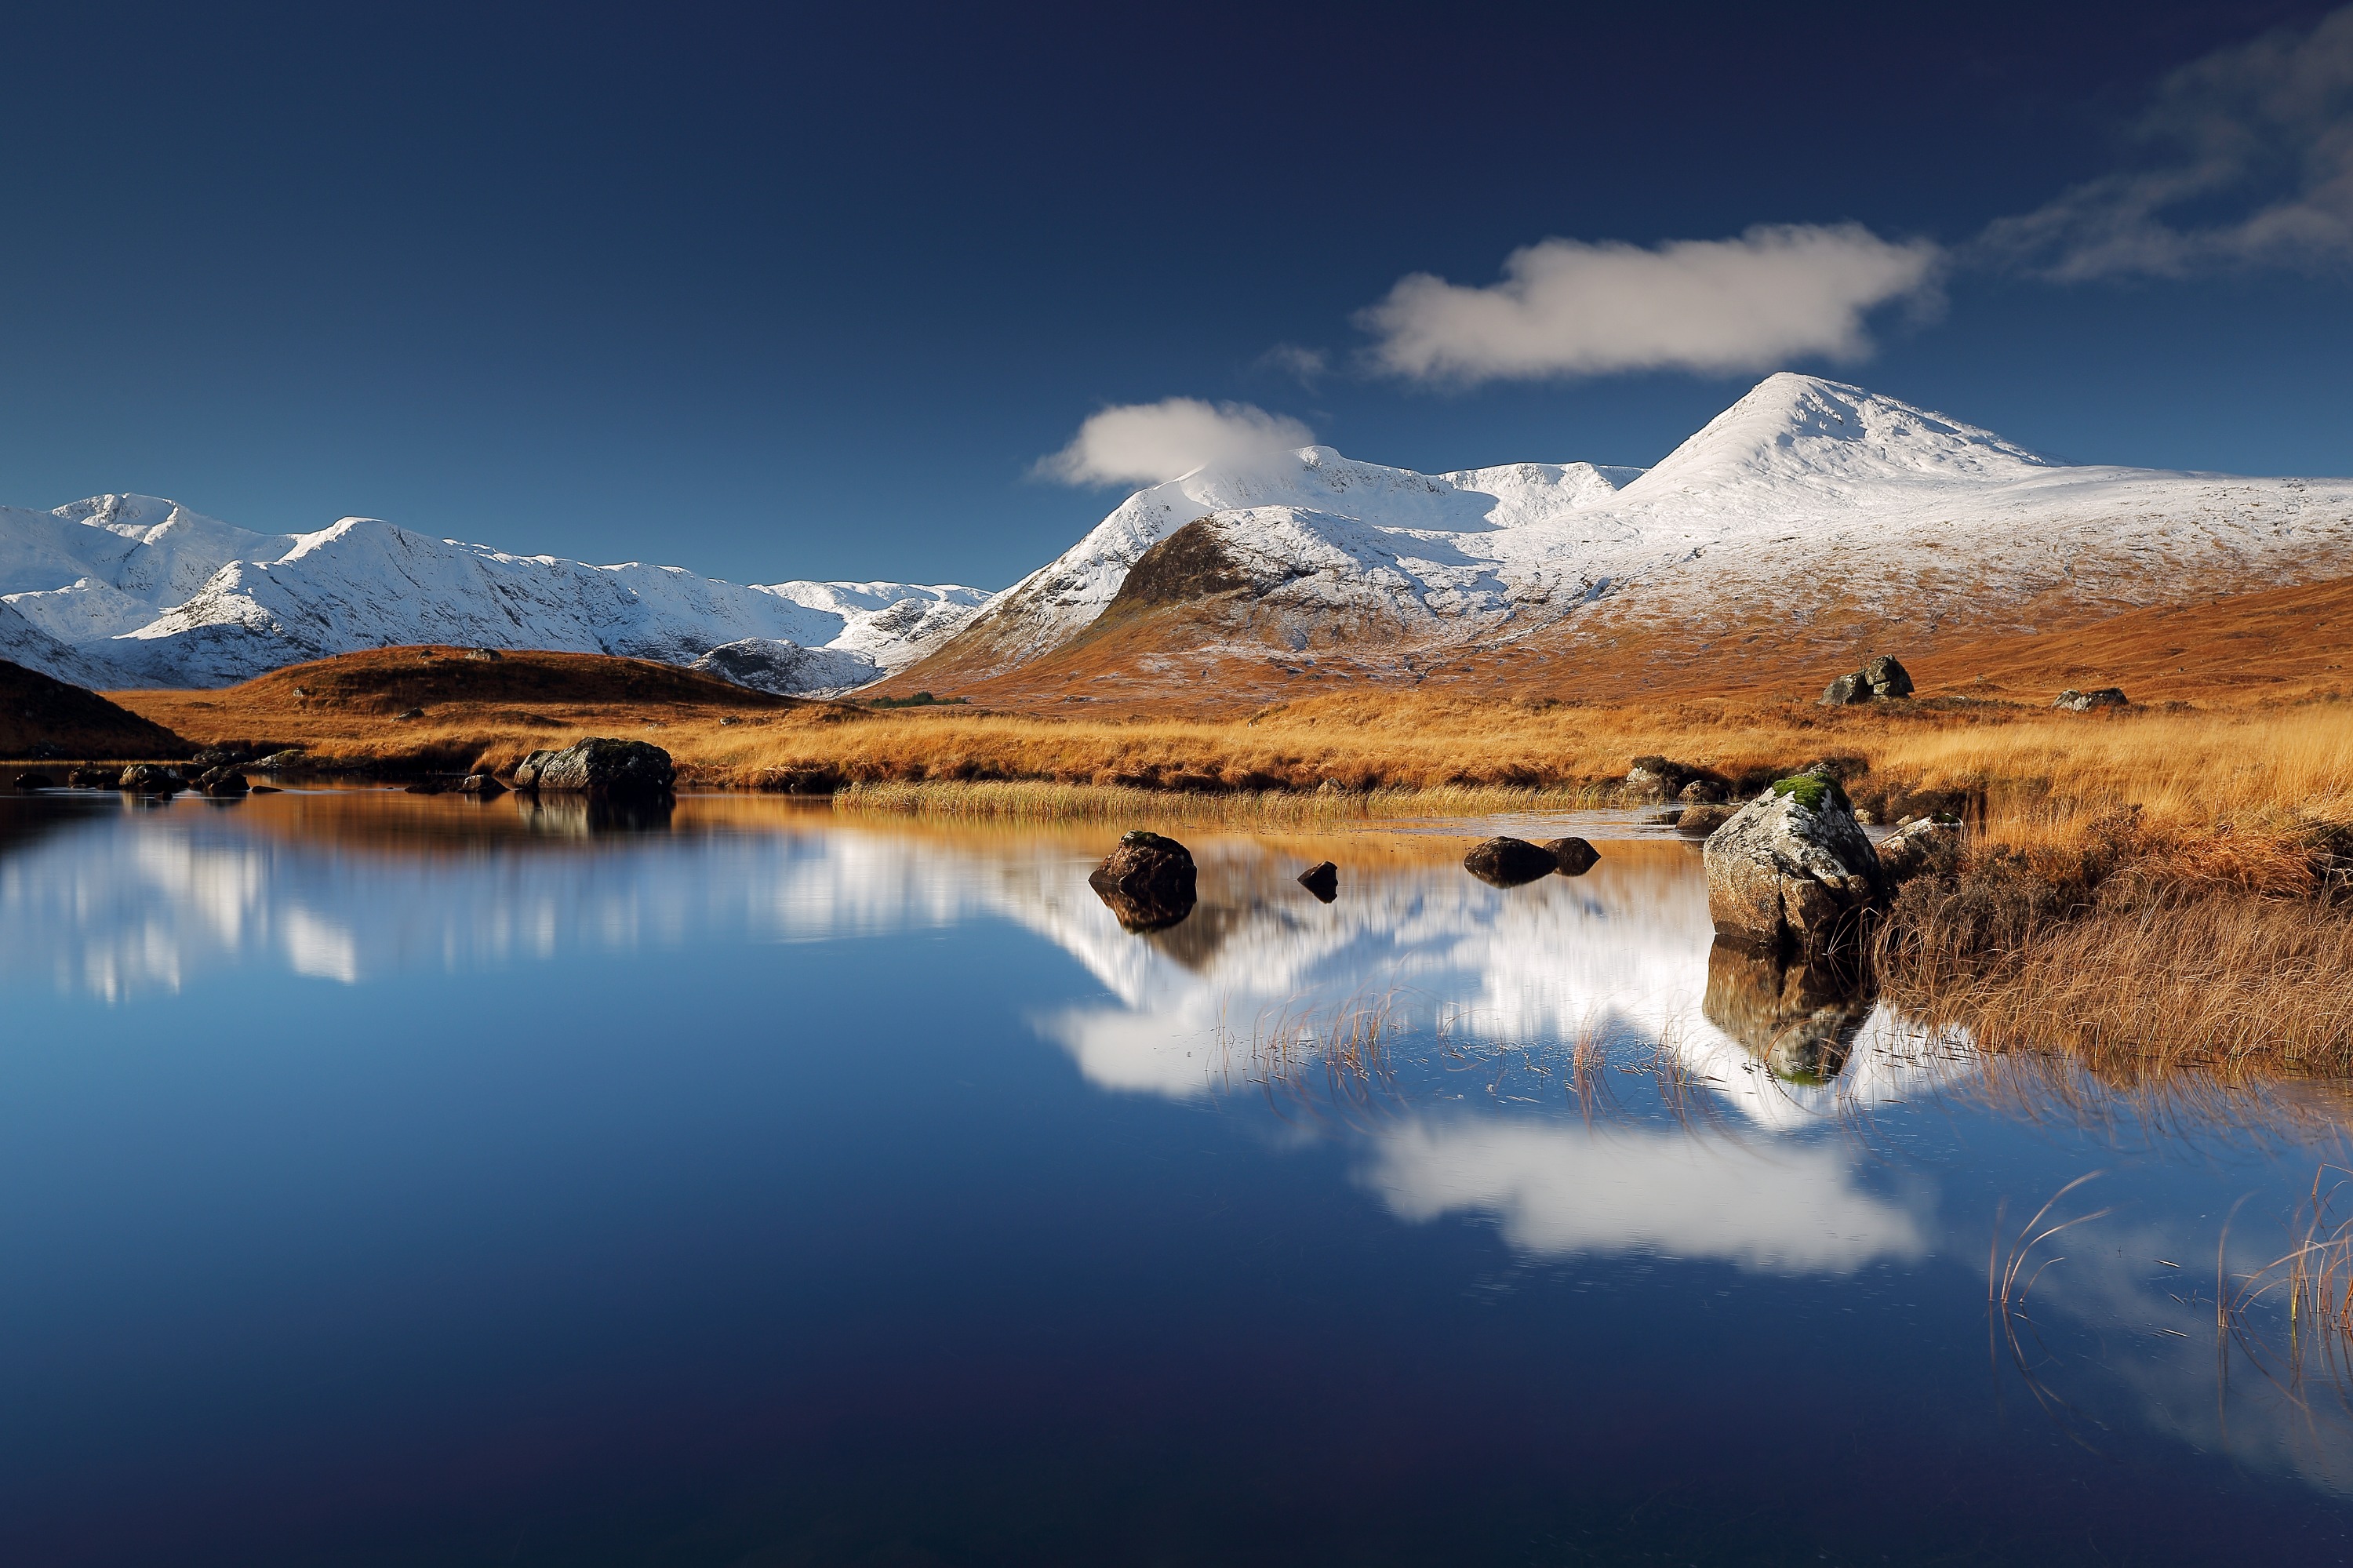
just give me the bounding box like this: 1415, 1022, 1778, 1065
0, 789, 2347, 1566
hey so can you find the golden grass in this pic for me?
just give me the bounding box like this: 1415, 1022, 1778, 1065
832, 777, 1602, 824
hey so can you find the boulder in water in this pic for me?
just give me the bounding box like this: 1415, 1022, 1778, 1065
67, 765, 122, 788
458, 773, 507, 796
1544, 837, 1599, 875
1297, 860, 1339, 902
195, 767, 249, 797
1464, 836, 1557, 887
13, 770, 55, 791
117, 764, 181, 795
1703, 772, 1889, 955
1089, 830, 1198, 931
526, 739, 675, 799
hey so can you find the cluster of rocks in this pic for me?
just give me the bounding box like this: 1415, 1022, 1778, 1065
406, 773, 507, 797
2053, 687, 2127, 711
1462, 835, 1599, 888
1701, 764, 1962, 958
1624, 756, 1729, 805
23, 762, 256, 797
1818, 654, 1913, 706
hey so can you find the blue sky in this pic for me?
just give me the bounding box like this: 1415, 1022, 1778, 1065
1, 2, 2348, 588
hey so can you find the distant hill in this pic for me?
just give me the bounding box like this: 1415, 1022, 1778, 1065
0, 493, 987, 691
885, 374, 2353, 712
0, 658, 188, 759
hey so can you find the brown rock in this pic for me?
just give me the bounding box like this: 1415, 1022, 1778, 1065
1089, 830, 1198, 931
1464, 837, 1557, 887
1543, 837, 1599, 875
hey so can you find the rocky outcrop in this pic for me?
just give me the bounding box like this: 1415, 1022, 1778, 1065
1463, 836, 1558, 887
1819, 653, 1914, 706
1703, 772, 1889, 955
1089, 830, 1198, 931
2053, 687, 2126, 711
1297, 860, 1338, 902
518, 739, 675, 799
1875, 817, 1963, 882
1544, 837, 1599, 875
1702, 940, 1873, 1085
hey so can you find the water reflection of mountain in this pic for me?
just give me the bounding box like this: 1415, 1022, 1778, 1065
0, 798, 1968, 1122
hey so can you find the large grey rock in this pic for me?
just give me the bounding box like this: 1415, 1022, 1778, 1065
511, 749, 558, 788
1089, 830, 1198, 931
526, 739, 675, 798
2053, 687, 2127, 711
1703, 773, 1889, 955
1876, 817, 1963, 882
1818, 671, 1867, 706
1463, 836, 1557, 887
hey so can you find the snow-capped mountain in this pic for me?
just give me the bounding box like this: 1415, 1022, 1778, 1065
0, 494, 989, 690
905, 373, 2353, 692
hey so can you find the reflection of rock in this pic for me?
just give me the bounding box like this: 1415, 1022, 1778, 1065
1088, 830, 1198, 932
1297, 860, 1338, 901
1464, 836, 1555, 887
515, 794, 677, 835
1703, 774, 1888, 956
1702, 940, 1872, 1084
1544, 837, 1598, 875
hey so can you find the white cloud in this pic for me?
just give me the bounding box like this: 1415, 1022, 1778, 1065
1980, 7, 2353, 278
1356, 224, 1943, 385
1037, 398, 1315, 487
1254, 342, 1329, 384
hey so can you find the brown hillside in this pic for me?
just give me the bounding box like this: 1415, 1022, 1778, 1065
879, 568, 2353, 716
0, 658, 190, 760
107, 646, 837, 773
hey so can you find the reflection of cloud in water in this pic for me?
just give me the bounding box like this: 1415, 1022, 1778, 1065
1365, 1118, 1927, 1271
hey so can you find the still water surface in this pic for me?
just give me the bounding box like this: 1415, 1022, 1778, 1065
1, 789, 2349, 1565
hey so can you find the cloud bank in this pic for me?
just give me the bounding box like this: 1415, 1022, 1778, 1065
1980, 6, 2353, 278
1357, 223, 1942, 385
1038, 398, 1315, 486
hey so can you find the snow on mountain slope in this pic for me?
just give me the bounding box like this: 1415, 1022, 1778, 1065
901, 373, 2353, 695
0, 496, 988, 690
933, 449, 1639, 675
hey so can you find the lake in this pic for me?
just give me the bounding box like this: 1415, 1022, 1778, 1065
0, 788, 2348, 1566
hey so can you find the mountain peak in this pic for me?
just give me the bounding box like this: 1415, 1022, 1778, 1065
1624, 374, 2050, 500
